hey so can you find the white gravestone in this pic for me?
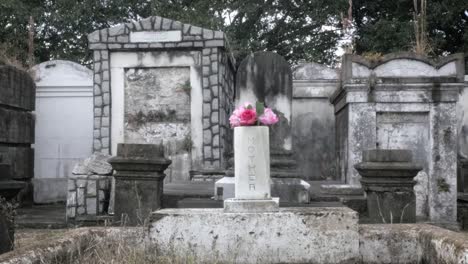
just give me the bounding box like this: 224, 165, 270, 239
224, 126, 279, 212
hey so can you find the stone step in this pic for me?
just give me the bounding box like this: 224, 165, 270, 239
175, 197, 345, 209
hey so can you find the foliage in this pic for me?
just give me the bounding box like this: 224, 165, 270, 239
0, 0, 465, 68
352, 0, 467, 58
0, 196, 17, 223
0, 0, 345, 67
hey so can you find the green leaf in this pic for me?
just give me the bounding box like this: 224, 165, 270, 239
256, 101, 264, 123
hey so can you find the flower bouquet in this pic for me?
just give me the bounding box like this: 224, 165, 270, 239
229, 102, 279, 199
229, 102, 279, 127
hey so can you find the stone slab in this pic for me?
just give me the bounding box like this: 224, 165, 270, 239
215, 177, 311, 203
130, 31, 182, 43
223, 198, 279, 212
320, 184, 364, 195
149, 207, 359, 263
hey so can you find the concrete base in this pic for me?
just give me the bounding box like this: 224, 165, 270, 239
149, 207, 359, 263
214, 177, 310, 203
224, 198, 279, 212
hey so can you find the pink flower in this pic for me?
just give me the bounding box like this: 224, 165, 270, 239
229, 104, 257, 127
229, 112, 241, 127
259, 108, 279, 125
239, 108, 257, 125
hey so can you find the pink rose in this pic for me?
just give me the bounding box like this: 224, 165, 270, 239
259, 108, 279, 125
239, 108, 257, 125
229, 112, 241, 127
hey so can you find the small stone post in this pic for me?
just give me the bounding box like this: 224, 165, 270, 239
355, 149, 422, 223
109, 143, 171, 226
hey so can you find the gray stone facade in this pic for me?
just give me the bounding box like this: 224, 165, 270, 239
66, 174, 111, 220
88, 16, 235, 171
331, 52, 465, 223
291, 62, 339, 180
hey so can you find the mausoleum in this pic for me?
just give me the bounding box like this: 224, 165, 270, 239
87, 16, 235, 182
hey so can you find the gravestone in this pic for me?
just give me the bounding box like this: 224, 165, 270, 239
215, 52, 310, 203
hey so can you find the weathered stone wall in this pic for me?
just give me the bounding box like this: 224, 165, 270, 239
291, 62, 339, 180
88, 16, 235, 177
0, 65, 35, 202
331, 52, 465, 223
216, 50, 235, 168
66, 175, 111, 220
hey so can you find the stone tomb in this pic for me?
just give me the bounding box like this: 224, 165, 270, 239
151, 125, 359, 263
291, 62, 339, 180
31, 60, 94, 204
331, 53, 465, 223
88, 16, 235, 182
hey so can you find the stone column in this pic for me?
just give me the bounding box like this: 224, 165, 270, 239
109, 144, 171, 226
355, 149, 422, 223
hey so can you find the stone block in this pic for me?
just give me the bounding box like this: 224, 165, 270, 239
203, 89, 211, 102
161, 18, 171, 30
214, 177, 235, 200
103, 93, 110, 105
77, 188, 85, 206
203, 66, 210, 75
214, 31, 224, 39
66, 206, 76, 218
67, 191, 76, 206
204, 146, 212, 159
67, 180, 76, 191
87, 180, 97, 196
102, 117, 110, 127
89, 43, 107, 50
224, 198, 279, 212
116, 35, 129, 43
202, 29, 213, 39
108, 25, 125, 36
95, 96, 102, 107
209, 74, 217, 85
123, 43, 138, 49
77, 180, 86, 188
190, 26, 202, 35
77, 206, 85, 215
204, 39, 224, 47
149, 207, 359, 264
203, 130, 212, 144
141, 17, 152, 30
86, 198, 97, 215
211, 111, 218, 123
88, 32, 100, 43
101, 81, 109, 93
202, 56, 210, 66
176, 42, 193, 47
103, 106, 109, 117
